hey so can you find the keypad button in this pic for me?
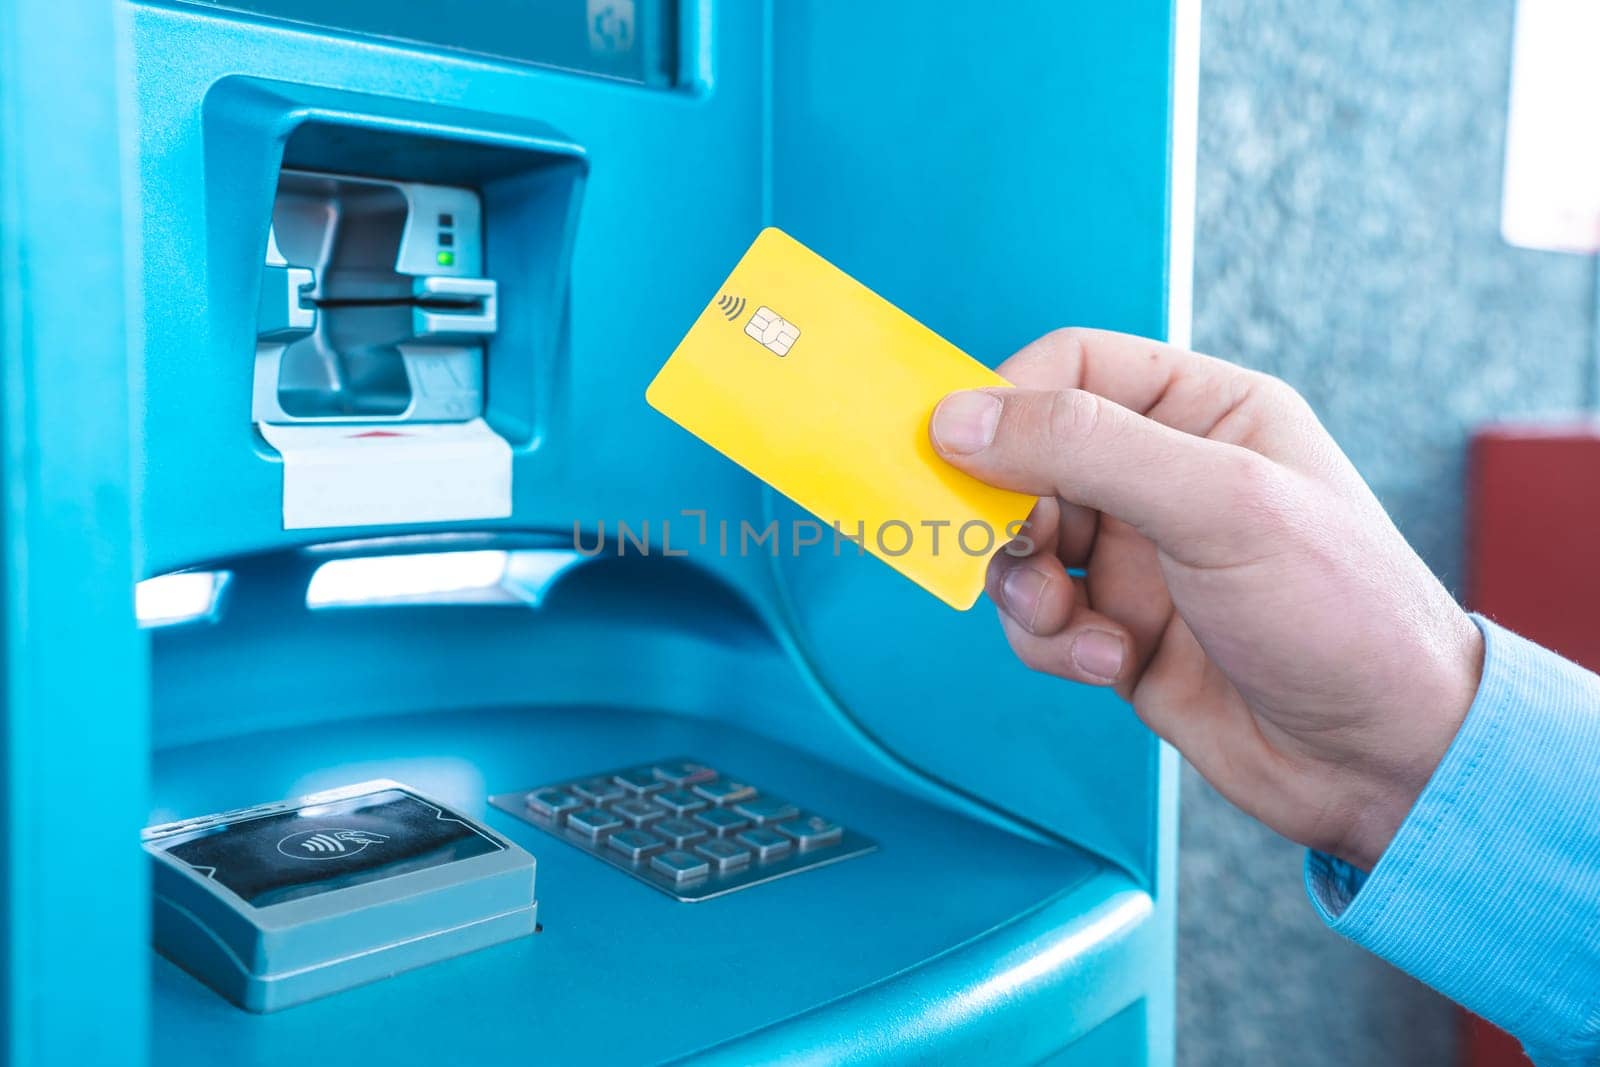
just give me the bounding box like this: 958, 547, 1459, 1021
694, 807, 751, 837
734, 796, 799, 825
572, 776, 626, 804
650, 849, 710, 883
654, 817, 709, 848
613, 798, 666, 826
567, 807, 625, 838
694, 838, 752, 873
693, 778, 756, 806
614, 768, 666, 794
652, 760, 716, 787
608, 829, 667, 861
653, 788, 708, 816
525, 788, 581, 820
737, 826, 793, 861
776, 814, 843, 849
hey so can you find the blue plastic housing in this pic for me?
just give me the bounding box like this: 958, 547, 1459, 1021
0, 1, 1196, 1064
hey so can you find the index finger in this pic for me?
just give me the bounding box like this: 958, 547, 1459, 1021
995, 327, 1328, 470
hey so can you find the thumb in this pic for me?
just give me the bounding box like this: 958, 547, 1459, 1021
931, 387, 1268, 545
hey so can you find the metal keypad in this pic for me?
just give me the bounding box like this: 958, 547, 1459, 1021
491, 757, 877, 901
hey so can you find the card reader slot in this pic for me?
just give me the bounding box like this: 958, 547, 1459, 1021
314, 296, 486, 309
255, 170, 496, 423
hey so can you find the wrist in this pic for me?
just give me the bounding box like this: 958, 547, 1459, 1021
1331, 610, 1485, 870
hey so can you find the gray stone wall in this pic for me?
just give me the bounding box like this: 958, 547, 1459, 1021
1181, 1, 1596, 1063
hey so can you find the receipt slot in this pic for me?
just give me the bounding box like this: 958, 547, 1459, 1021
1, 1, 1195, 1065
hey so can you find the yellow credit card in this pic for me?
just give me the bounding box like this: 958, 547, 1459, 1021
645, 227, 1035, 609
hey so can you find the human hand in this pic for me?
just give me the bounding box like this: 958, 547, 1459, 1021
930, 328, 1483, 869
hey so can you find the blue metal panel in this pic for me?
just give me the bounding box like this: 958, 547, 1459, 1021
761, 5, 1186, 1057
685, 870, 1157, 1066
167, 0, 682, 86
767, 0, 1181, 890
128, 1, 774, 580
0, 2, 149, 1065
128, 0, 1081, 846
0, 0, 1187, 1062
149, 705, 1119, 1064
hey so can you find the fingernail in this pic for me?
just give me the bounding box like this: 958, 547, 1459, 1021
1001, 565, 1048, 630
1071, 630, 1125, 681
932, 391, 1001, 454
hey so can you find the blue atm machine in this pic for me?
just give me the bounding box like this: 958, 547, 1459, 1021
0, 1, 1196, 1063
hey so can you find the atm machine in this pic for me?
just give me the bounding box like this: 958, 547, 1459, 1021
0, 1, 1195, 1064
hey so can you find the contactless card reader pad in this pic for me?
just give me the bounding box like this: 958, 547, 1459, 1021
144, 780, 536, 1012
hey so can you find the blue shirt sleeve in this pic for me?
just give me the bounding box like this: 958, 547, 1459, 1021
1304, 615, 1600, 1067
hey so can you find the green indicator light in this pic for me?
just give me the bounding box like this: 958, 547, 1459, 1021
436, 250, 455, 267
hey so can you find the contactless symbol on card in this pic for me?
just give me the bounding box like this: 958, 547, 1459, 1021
745, 305, 801, 356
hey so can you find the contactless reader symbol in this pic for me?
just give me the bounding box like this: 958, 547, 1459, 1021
277, 828, 390, 861
745, 306, 801, 356
715, 294, 747, 321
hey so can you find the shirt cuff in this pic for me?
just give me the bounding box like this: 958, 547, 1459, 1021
1304, 615, 1600, 1063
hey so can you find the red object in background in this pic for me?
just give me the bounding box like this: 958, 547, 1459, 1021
1470, 424, 1600, 666
1464, 1014, 1533, 1067
1464, 423, 1600, 1067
